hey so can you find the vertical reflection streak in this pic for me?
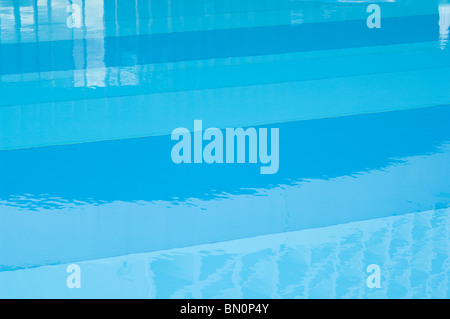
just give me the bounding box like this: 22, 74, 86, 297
32, 0, 41, 81
82, 0, 87, 86
13, 0, 21, 43
12, 0, 21, 76
439, 4, 450, 49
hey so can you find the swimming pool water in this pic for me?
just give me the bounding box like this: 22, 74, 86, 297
0, 0, 449, 298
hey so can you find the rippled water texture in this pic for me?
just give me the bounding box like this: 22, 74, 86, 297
0, 0, 450, 298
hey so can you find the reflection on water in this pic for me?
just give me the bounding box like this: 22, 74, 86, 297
0, 0, 448, 87
133, 208, 450, 299
0, 0, 448, 121
1, 0, 450, 298
1, 106, 450, 271
1, 207, 449, 298
439, 4, 450, 49
2, 5, 450, 150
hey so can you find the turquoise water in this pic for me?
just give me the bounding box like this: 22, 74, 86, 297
0, 0, 450, 298
1, 208, 450, 298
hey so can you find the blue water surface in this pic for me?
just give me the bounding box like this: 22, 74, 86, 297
0, 0, 450, 298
